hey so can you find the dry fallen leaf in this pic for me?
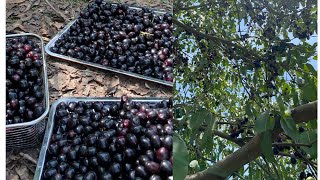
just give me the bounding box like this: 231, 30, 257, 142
7, 0, 25, 4
9, 155, 21, 161
95, 86, 106, 96
61, 65, 78, 74
124, 83, 150, 96
39, 22, 50, 37
107, 86, 118, 96
69, 79, 79, 89
6, 11, 14, 19
34, 0, 40, 6
53, 21, 63, 29
44, 16, 54, 26
108, 76, 120, 88
7, 174, 19, 180
7, 20, 26, 32
81, 76, 94, 84
49, 73, 70, 91
145, 82, 151, 89
82, 69, 94, 77
70, 73, 80, 78
15, 165, 29, 180
60, 2, 70, 10
83, 85, 91, 96
20, 14, 33, 22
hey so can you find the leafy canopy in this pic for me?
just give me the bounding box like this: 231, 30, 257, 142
173, 0, 317, 179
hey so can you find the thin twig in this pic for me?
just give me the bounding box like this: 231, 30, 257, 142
271, 162, 280, 179
293, 146, 317, 168
19, 153, 37, 165
254, 159, 276, 180
277, 151, 317, 167
307, 164, 317, 177
233, 61, 262, 108
44, 0, 69, 22
192, 143, 215, 163
262, 157, 273, 177
272, 142, 313, 148
216, 121, 255, 128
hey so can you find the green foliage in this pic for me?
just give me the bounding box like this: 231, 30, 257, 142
254, 111, 274, 134
174, 0, 317, 178
173, 132, 189, 180
280, 117, 300, 141
261, 131, 275, 163
296, 131, 317, 159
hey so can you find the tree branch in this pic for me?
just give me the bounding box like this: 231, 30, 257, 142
216, 121, 255, 128
185, 101, 317, 180
175, 2, 219, 13
292, 146, 317, 168
213, 130, 245, 146
272, 142, 313, 148
291, 101, 317, 124
213, 130, 254, 147
277, 151, 317, 167
173, 19, 263, 61
179, 4, 207, 11
185, 135, 263, 180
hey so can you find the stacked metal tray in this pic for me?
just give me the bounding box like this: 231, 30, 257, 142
34, 97, 170, 180
6, 33, 50, 149
45, 4, 173, 87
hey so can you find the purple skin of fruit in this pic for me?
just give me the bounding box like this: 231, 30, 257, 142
43, 94, 172, 179
6, 37, 44, 125
145, 161, 160, 174
156, 147, 169, 161
50, 2, 172, 81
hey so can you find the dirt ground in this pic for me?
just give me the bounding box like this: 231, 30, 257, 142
6, 0, 172, 179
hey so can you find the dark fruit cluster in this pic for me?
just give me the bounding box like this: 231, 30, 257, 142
174, 50, 188, 75
229, 117, 249, 138
42, 95, 173, 180
50, 0, 173, 82
299, 171, 314, 180
272, 133, 310, 166
272, 134, 290, 154
6, 36, 45, 125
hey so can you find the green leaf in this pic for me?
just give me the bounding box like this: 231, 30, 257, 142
305, 64, 317, 76
291, 87, 299, 107
199, 114, 215, 153
276, 96, 286, 114
313, 55, 317, 60
188, 109, 205, 132
173, 132, 189, 180
254, 111, 274, 134
280, 117, 299, 141
175, 107, 185, 119
188, 108, 214, 133
261, 131, 275, 162
308, 120, 317, 129
296, 131, 317, 159
301, 84, 317, 101
245, 103, 252, 117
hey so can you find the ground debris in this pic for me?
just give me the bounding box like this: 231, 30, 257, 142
6, 0, 172, 179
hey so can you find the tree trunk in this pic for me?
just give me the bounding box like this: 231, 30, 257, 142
185, 101, 317, 180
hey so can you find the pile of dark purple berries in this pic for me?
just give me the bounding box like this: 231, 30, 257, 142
6, 36, 45, 125
50, 0, 173, 82
43, 95, 173, 180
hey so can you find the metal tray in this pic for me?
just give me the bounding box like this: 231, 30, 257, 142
6, 33, 50, 149
34, 97, 170, 180
45, 4, 173, 87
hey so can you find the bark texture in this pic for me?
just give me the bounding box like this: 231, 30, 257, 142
185, 101, 317, 180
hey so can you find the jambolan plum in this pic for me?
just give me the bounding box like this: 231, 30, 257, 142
50, 1, 173, 82
6, 36, 45, 125
42, 95, 173, 179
